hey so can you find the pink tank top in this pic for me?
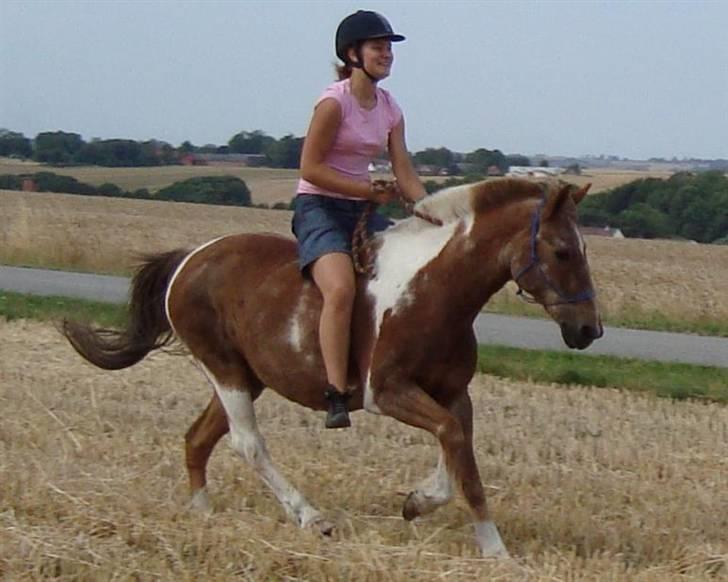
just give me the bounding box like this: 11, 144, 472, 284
297, 78, 403, 200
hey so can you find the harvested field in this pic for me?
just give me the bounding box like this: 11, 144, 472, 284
3, 188, 728, 326
1, 320, 726, 579
0, 159, 673, 205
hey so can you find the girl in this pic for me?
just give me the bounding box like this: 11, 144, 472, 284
293, 10, 428, 428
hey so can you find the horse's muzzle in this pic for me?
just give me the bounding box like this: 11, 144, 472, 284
560, 320, 604, 350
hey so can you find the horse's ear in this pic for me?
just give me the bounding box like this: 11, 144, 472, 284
542, 184, 572, 220
543, 182, 591, 219
571, 183, 591, 205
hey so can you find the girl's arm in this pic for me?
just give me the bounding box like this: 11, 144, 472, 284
388, 117, 428, 202
300, 99, 395, 204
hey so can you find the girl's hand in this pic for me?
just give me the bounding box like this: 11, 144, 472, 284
369, 179, 400, 204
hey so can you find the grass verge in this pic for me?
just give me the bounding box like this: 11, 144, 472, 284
3, 290, 727, 404
484, 297, 728, 337
0, 290, 127, 328
478, 344, 728, 403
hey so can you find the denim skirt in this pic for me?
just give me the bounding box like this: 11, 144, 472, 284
291, 193, 392, 271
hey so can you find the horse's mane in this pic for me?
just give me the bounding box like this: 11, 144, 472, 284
412, 178, 551, 226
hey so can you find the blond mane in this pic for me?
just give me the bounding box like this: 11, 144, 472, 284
412, 178, 549, 225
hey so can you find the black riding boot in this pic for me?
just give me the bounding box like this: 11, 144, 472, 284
324, 385, 351, 429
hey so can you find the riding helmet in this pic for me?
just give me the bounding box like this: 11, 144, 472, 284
335, 10, 405, 63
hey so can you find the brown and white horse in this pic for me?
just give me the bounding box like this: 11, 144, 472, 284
62, 178, 602, 558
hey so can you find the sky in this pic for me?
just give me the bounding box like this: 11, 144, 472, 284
1, 0, 727, 160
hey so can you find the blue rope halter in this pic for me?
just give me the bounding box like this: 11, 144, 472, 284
512, 191, 596, 306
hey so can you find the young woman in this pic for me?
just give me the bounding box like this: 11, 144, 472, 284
293, 10, 428, 429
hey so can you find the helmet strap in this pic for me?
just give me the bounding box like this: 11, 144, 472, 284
350, 44, 380, 84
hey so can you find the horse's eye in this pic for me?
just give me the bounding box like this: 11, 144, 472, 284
555, 249, 571, 261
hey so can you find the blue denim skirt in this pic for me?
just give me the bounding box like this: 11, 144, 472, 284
291, 194, 392, 271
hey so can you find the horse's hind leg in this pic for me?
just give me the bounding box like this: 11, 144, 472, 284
199, 363, 334, 535
185, 392, 229, 514
401, 391, 471, 520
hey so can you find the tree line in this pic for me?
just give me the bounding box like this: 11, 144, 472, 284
579, 171, 728, 244
0, 128, 529, 174
0, 172, 254, 207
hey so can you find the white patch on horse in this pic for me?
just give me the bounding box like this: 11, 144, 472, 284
369, 220, 460, 330
574, 224, 586, 256
361, 185, 479, 411
288, 295, 307, 352
414, 184, 475, 224
200, 364, 325, 529
165, 236, 227, 335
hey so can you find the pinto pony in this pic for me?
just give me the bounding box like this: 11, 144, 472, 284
62, 178, 602, 558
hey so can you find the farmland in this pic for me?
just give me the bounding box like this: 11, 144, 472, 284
1, 166, 726, 579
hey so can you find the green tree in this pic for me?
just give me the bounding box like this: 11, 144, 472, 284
0, 130, 33, 158
265, 135, 304, 169
464, 148, 507, 173
228, 130, 275, 154
413, 147, 455, 170
156, 176, 252, 206
34, 131, 85, 164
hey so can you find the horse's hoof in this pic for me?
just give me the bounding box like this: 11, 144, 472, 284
402, 491, 421, 521
306, 516, 336, 537
188, 488, 213, 517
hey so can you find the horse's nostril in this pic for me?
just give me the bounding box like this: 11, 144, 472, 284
581, 325, 600, 339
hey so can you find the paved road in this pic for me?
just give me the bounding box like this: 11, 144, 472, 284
2, 265, 726, 368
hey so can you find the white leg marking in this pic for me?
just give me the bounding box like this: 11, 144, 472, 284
210, 381, 324, 529
363, 371, 382, 414
216, 388, 323, 527
475, 520, 510, 558
405, 451, 454, 517
188, 487, 213, 516
164, 236, 227, 335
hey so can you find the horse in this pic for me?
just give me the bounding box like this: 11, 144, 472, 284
62, 177, 602, 558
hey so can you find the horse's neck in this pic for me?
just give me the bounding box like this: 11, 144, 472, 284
368, 215, 514, 324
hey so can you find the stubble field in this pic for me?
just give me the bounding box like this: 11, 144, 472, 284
2, 184, 728, 326
1, 320, 726, 580
1, 170, 727, 579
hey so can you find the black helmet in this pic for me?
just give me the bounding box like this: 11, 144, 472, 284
335, 10, 405, 63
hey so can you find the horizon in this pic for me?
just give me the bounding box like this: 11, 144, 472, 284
2, 1, 727, 160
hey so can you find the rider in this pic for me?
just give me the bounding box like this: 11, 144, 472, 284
293, 10, 428, 429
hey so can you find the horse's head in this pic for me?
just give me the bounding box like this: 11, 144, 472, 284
509, 181, 603, 349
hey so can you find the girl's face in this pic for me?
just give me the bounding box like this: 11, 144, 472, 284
350, 38, 394, 80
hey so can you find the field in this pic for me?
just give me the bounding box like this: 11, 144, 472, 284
2, 185, 728, 329
0, 158, 673, 206
1, 320, 726, 580
1, 167, 727, 578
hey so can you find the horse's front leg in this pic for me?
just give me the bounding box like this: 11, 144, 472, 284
375, 383, 509, 558
402, 391, 476, 520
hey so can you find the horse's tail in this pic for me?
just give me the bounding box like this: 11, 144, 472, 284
61, 248, 189, 370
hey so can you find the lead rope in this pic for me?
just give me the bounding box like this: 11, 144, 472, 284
352, 195, 442, 278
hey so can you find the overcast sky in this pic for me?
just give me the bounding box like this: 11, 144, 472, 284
1, 0, 726, 160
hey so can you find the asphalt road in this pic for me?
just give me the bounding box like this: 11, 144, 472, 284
2, 265, 726, 368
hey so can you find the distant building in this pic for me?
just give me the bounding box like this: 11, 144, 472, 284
580, 226, 625, 239
21, 178, 37, 192
487, 165, 503, 177
507, 166, 565, 178
181, 153, 268, 167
